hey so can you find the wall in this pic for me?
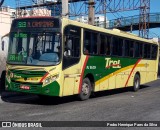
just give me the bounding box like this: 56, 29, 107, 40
0, 11, 12, 36
0, 35, 9, 77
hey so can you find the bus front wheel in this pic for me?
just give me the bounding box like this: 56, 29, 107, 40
133, 74, 140, 92
78, 78, 92, 100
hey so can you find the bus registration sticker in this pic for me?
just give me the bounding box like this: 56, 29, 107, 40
20, 85, 30, 90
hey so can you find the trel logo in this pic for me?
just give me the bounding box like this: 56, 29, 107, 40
105, 58, 121, 69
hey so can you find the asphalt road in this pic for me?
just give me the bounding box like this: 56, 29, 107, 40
0, 79, 160, 130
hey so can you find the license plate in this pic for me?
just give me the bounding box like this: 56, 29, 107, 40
20, 85, 30, 90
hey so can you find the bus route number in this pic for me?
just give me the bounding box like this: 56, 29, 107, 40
18, 22, 27, 28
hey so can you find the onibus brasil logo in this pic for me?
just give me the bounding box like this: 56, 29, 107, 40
105, 58, 121, 69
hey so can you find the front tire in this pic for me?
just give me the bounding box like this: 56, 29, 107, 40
78, 78, 92, 100
133, 74, 140, 92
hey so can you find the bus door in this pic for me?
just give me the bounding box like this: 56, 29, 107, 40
62, 25, 81, 96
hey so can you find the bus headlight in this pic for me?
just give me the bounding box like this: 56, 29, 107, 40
43, 74, 59, 86
44, 78, 50, 84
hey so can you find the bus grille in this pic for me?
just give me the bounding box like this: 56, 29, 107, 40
11, 82, 41, 93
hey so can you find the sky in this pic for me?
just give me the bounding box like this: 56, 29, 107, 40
2, 0, 160, 38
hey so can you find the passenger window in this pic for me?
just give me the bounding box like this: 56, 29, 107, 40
144, 44, 151, 59
129, 41, 134, 57
134, 42, 143, 58
124, 40, 129, 57
92, 33, 98, 54
106, 36, 111, 55
84, 31, 91, 54
124, 40, 134, 57
84, 31, 98, 55
151, 45, 158, 59
63, 25, 81, 69
100, 34, 105, 55
112, 37, 123, 56
64, 36, 80, 57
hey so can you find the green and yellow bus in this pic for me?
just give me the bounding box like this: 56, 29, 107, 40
5, 16, 159, 100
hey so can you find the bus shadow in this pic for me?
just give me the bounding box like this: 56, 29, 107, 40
1, 91, 79, 105
1, 85, 151, 105
91, 85, 150, 99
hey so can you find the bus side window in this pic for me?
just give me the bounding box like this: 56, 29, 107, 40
112, 37, 123, 56
84, 31, 98, 55
151, 45, 158, 59
129, 41, 134, 57
99, 34, 105, 55
118, 38, 123, 56
92, 33, 98, 54
65, 36, 80, 57
63, 25, 81, 69
134, 42, 143, 58
124, 40, 130, 57
106, 36, 111, 55
84, 31, 91, 54
112, 37, 117, 56
144, 44, 151, 59
64, 36, 72, 56
124, 40, 134, 57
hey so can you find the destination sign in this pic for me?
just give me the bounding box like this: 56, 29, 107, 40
18, 21, 54, 28
12, 18, 60, 30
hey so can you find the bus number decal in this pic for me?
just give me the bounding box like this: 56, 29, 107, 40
86, 66, 96, 70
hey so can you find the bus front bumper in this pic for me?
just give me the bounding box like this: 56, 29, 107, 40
5, 80, 60, 96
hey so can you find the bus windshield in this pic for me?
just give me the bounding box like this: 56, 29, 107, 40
7, 31, 61, 66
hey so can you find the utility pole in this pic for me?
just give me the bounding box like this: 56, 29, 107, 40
139, 0, 150, 38
62, 0, 69, 18
88, 0, 95, 25
103, 0, 107, 28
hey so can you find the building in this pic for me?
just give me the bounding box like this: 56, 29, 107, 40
0, 6, 16, 36
75, 15, 109, 28
76, 16, 88, 24
0, 6, 15, 78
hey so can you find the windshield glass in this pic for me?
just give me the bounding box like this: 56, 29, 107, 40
7, 32, 61, 66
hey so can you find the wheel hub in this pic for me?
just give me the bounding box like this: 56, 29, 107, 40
135, 79, 139, 88
82, 83, 89, 95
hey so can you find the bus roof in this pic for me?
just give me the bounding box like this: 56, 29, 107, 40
62, 18, 158, 45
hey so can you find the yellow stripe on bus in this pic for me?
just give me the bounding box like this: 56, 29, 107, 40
95, 64, 145, 86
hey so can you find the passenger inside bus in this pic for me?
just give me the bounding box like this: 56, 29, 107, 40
84, 47, 89, 54
64, 36, 72, 56
27, 48, 33, 63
